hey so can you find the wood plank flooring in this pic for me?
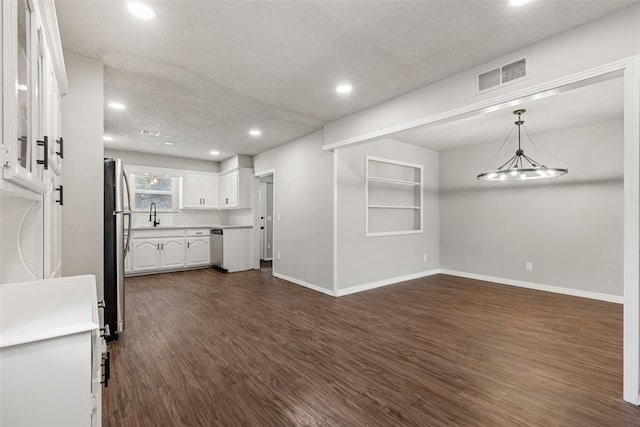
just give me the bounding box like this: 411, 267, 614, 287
103, 269, 640, 426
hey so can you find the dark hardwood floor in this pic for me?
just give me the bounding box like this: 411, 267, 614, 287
104, 269, 640, 426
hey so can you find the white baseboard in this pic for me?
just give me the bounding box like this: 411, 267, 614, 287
273, 272, 335, 297
335, 269, 440, 297
439, 269, 623, 304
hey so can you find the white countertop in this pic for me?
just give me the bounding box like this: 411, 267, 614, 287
0, 275, 99, 348
130, 224, 252, 231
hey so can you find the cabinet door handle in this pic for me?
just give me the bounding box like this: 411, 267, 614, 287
187, 242, 190, 249
161, 243, 164, 250
101, 352, 110, 387
36, 136, 49, 170
55, 185, 63, 205
100, 324, 111, 339
56, 137, 63, 159
203, 198, 205, 205
157, 243, 160, 250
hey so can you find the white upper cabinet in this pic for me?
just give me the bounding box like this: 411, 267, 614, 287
1, 0, 67, 195
202, 174, 219, 208
181, 173, 203, 207
219, 168, 252, 209
180, 172, 218, 209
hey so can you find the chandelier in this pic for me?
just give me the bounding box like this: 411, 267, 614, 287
477, 109, 568, 181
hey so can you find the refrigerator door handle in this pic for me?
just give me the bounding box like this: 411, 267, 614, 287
122, 168, 133, 256
122, 168, 132, 210
123, 212, 132, 256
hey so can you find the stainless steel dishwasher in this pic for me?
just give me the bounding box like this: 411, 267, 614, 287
211, 228, 224, 269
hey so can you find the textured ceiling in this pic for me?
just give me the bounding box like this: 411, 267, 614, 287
390, 76, 624, 151
56, 0, 638, 161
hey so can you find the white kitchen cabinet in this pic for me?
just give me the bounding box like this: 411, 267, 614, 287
186, 236, 210, 266
0, 0, 66, 285
0, 275, 105, 427
1, 0, 67, 195
180, 172, 218, 208
159, 237, 186, 269
43, 170, 62, 278
219, 168, 253, 209
131, 235, 187, 273
131, 239, 160, 272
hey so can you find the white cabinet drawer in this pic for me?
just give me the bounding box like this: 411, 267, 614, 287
186, 229, 209, 236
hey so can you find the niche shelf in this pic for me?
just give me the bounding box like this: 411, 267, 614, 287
365, 156, 423, 237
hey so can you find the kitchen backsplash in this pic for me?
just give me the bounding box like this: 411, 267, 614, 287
130, 209, 253, 228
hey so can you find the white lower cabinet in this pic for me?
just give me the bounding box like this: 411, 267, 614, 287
129, 229, 210, 275
186, 236, 210, 267
0, 275, 105, 427
131, 239, 161, 272
159, 238, 186, 269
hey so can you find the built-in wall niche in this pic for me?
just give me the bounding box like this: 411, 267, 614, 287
365, 156, 423, 237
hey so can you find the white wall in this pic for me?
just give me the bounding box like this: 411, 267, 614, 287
440, 120, 623, 297
104, 148, 219, 173
253, 131, 333, 291
61, 53, 104, 297
323, 5, 640, 147
336, 138, 439, 290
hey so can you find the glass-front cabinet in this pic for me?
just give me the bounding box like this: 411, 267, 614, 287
1, 0, 66, 194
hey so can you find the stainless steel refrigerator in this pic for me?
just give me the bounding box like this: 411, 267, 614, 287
104, 158, 131, 340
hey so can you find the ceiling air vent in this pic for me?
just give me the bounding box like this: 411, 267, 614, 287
139, 129, 160, 137
477, 57, 528, 93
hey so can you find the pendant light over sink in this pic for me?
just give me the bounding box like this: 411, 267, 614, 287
477, 109, 568, 181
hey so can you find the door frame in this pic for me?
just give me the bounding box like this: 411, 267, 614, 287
259, 182, 267, 260
254, 169, 276, 273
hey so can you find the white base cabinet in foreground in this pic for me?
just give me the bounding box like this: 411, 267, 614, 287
0, 275, 105, 427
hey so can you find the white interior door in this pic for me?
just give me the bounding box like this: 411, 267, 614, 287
259, 183, 267, 260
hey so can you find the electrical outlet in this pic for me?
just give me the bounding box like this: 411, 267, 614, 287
525, 262, 533, 271
423, 254, 428, 262
277, 252, 281, 260
267, 243, 271, 249
277, 214, 281, 221
267, 216, 272, 221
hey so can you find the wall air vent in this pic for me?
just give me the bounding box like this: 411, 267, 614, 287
477, 57, 528, 93
478, 68, 501, 92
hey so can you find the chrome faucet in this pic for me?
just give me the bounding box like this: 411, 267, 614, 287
149, 202, 160, 227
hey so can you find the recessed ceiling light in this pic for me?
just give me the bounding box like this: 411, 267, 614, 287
103, 136, 114, 141
510, 0, 531, 5
249, 129, 262, 136
108, 102, 126, 110
336, 84, 353, 94
164, 142, 174, 146
127, 2, 156, 20
210, 150, 220, 156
